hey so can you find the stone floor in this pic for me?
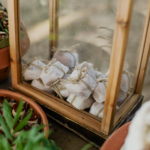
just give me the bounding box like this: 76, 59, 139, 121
0, 72, 98, 150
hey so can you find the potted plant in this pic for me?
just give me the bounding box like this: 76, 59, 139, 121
0, 2, 30, 82
0, 98, 61, 149
0, 89, 49, 134
0, 89, 93, 150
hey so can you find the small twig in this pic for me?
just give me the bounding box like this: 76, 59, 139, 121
99, 27, 114, 32
96, 35, 112, 41
99, 45, 112, 49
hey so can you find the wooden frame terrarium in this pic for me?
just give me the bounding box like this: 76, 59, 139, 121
7, 0, 150, 146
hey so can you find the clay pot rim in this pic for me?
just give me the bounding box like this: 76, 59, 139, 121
0, 89, 49, 138
101, 122, 131, 150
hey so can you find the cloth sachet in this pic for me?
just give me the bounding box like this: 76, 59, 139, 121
105, 70, 130, 93
67, 94, 95, 110
23, 57, 46, 81
52, 44, 79, 68
71, 61, 96, 80
31, 79, 54, 94
89, 102, 104, 118
65, 68, 97, 99
93, 69, 130, 104
51, 74, 71, 99
90, 94, 128, 119
39, 59, 69, 86
92, 78, 108, 103
95, 70, 104, 79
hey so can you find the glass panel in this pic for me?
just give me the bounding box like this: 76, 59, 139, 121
20, 0, 50, 62
117, 0, 149, 109
19, 0, 118, 119
20, 0, 148, 119
0, 0, 7, 7
125, 0, 149, 88
55, 0, 117, 118
142, 59, 150, 102
58, 0, 117, 73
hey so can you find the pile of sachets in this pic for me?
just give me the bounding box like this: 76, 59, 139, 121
22, 45, 132, 119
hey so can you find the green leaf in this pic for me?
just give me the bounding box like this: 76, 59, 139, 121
27, 127, 38, 138
36, 124, 45, 132
41, 138, 51, 148
12, 99, 23, 128
24, 140, 33, 150
2, 136, 12, 150
3, 99, 13, 129
16, 141, 23, 150
32, 145, 49, 150
50, 140, 57, 150
13, 130, 29, 145
37, 125, 52, 137
14, 110, 32, 133
0, 115, 13, 141
0, 22, 5, 32
4, 8, 7, 13
47, 128, 53, 137
32, 132, 45, 143
81, 143, 93, 150
0, 135, 4, 150
0, 37, 9, 49
4, 29, 9, 34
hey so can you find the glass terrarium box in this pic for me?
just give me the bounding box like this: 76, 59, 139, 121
7, 0, 150, 144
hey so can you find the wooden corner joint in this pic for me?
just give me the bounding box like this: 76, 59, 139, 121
101, 128, 110, 136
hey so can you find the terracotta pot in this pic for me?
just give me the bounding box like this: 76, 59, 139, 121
0, 46, 10, 82
0, 89, 49, 138
101, 122, 131, 150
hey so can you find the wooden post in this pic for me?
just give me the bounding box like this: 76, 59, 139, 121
7, 0, 21, 87
49, 0, 59, 59
135, 1, 150, 94
101, 0, 134, 135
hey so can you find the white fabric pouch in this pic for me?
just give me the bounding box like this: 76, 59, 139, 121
65, 72, 97, 99
105, 70, 130, 92
95, 70, 104, 79
23, 57, 46, 81
67, 94, 95, 110
52, 44, 79, 68
117, 89, 128, 108
90, 95, 128, 119
92, 78, 108, 103
101, 70, 130, 105
53, 51, 78, 68
89, 102, 104, 118
39, 60, 69, 86
73, 61, 96, 80
31, 79, 54, 94
92, 80, 127, 108
51, 74, 71, 99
